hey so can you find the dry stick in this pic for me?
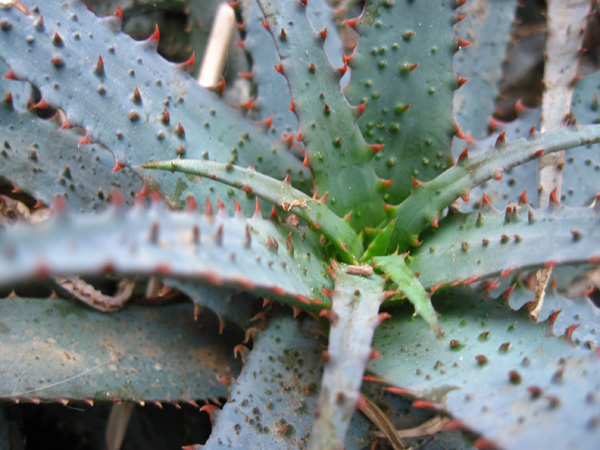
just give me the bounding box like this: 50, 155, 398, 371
105, 402, 135, 450
197, 3, 236, 88
533, 0, 592, 321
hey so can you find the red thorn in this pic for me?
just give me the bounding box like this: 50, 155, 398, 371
565, 324, 580, 345
549, 188, 560, 205
345, 17, 360, 30
457, 77, 468, 88
186, 195, 198, 211
238, 71, 253, 81
2, 92, 13, 105
377, 312, 392, 325
3, 69, 20, 80
495, 131, 506, 147
457, 14, 466, 22
454, 124, 467, 139
518, 190, 528, 205
302, 152, 310, 167
342, 51, 354, 64
385, 387, 414, 396
529, 125, 537, 136
269, 205, 278, 221
337, 63, 348, 76
114, 5, 123, 21
261, 20, 269, 30
455, 0, 467, 6
320, 288, 334, 298
51, 195, 67, 213
355, 101, 367, 118
534, 149, 545, 158
326, 264, 334, 279
78, 133, 94, 147
253, 198, 262, 218
458, 148, 469, 164
199, 404, 220, 426
217, 375, 232, 387
299, 0, 307, 6
135, 182, 151, 197
356, 393, 367, 410
319, 309, 339, 324
499, 268, 514, 277
412, 400, 441, 411
489, 116, 505, 131
368, 143, 384, 155
444, 420, 467, 431
233, 199, 241, 215
274, 63, 284, 75
34, 98, 51, 109
473, 438, 497, 450
216, 198, 226, 213
500, 284, 516, 301
461, 190, 470, 202
283, 174, 291, 185
492, 169, 503, 180
383, 289, 400, 300
209, 77, 226, 96
236, 97, 257, 111
205, 198, 214, 216
60, 119, 73, 130
178, 53, 195, 72
289, 101, 296, 112
548, 310, 562, 326
147, 25, 160, 45
319, 28, 328, 41
161, 107, 170, 124
412, 177, 424, 188
457, 38, 471, 48
254, 114, 273, 130
379, 178, 393, 189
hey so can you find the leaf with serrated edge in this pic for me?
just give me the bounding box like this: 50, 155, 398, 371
408, 203, 600, 289
0, 298, 237, 402
0, 202, 332, 310
369, 286, 600, 450
200, 315, 371, 450
309, 263, 384, 450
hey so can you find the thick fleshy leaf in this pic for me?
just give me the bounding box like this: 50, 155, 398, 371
408, 202, 600, 289
373, 255, 439, 334
0, 298, 237, 402
200, 315, 371, 450
0, 72, 141, 211
256, 0, 387, 230
143, 158, 363, 263
309, 263, 384, 450
344, 0, 458, 204
0, 0, 311, 213
453, 0, 517, 140
389, 123, 600, 251
369, 287, 600, 450
0, 201, 333, 310
568, 71, 600, 206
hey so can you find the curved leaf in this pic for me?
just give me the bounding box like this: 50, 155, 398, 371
0, 201, 333, 310
369, 287, 600, 450
408, 202, 600, 289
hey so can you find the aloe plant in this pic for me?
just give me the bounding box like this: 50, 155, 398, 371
0, 0, 599, 448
